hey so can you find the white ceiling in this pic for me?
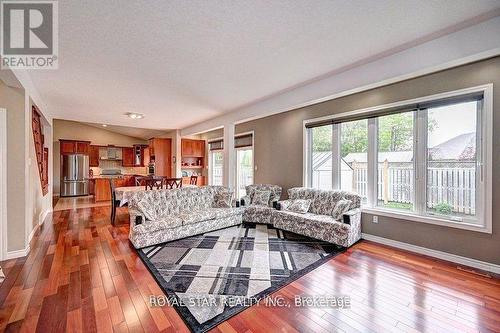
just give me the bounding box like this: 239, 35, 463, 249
81, 122, 169, 140
29, 0, 500, 130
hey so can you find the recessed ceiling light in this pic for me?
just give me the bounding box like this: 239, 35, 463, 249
125, 112, 144, 119
102, 124, 107, 127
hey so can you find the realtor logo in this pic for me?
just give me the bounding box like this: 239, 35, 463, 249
1, 0, 58, 69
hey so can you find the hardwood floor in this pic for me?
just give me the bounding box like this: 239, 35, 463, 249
1, 206, 499, 333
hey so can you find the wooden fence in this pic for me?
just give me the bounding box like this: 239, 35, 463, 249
351, 163, 476, 215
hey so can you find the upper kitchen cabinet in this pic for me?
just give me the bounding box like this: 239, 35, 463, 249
122, 147, 135, 167
149, 138, 172, 177
181, 139, 205, 157
89, 145, 100, 167
60, 140, 91, 155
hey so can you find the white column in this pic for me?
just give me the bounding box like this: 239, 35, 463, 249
223, 123, 235, 190
174, 130, 182, 177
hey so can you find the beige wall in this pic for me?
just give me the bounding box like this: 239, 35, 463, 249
236, 56, 500, 264
0, 81, 26, 252
53, 119, 147, 194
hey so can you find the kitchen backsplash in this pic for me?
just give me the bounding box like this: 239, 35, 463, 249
90, 160, 147, 176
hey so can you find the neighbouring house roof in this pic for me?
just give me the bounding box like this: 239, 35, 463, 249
312, 152, 351, 171
428, 133, 476, 161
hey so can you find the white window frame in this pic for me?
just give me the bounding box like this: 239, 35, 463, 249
303, 84, 493, 233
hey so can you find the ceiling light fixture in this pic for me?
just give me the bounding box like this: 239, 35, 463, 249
125, 112, 144, 119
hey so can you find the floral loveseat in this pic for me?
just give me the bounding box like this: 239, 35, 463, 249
127, 186, 243, 248
241, 184, 282, 224
272, 187, 362, 247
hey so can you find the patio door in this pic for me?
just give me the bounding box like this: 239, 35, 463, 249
236, 147, 253, 199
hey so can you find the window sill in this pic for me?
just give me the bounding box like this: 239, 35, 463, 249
361, 207, 491, 234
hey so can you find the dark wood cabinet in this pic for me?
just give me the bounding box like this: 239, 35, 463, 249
181, 139, 205, 157
89, 145, 100, 167
149, 138, 172, 177
122, 147, 135, 167
59, 140, 91, 155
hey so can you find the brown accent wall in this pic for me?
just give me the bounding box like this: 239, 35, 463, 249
236, 56, 500, 264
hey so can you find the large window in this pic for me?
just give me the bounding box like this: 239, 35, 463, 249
305, 86, 492, 232
310, 125, 333, 190
340, 119, 368, 202
426, 102, 477, 219
208, 140, 224, 186
209, 150, 223, 186
377, 112, 414, 211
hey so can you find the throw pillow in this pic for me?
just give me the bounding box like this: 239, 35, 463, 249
286, 199, 311, 214
251, 190, 271, 206
214, 191, 233, 208
332, 199, 352, 220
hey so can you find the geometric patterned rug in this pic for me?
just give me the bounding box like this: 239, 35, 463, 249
137, 223, 344, 333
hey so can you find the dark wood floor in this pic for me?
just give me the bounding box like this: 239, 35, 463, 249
1, 206, 499, 333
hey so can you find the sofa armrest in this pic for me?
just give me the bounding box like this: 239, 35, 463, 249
342, 208, 361, 225
129, 207, 147, 228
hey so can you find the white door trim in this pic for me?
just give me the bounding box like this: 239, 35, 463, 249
0, 108, 7, 260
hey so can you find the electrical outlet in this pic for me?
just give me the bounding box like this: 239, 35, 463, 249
372, 215, 378, 223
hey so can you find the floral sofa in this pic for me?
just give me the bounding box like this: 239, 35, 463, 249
127, 186, 243, 248
272, 187, 362, 247
241, 184, 282, 224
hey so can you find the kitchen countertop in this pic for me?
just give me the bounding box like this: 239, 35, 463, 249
89, 174, 149, 179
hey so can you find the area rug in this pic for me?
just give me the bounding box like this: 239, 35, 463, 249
137, 223, 344, 332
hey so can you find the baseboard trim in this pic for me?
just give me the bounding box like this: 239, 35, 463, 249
361, 233, 500, 274
7, 208, 51, 261
6, 246, 30, 260
38, 208, 51, 226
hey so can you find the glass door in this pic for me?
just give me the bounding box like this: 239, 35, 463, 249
236, 147, 253, 199
209, 150, 224, 186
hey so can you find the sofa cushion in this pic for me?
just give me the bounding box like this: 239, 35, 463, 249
213, 190, 233, 208
180, 208, 243, 225
252, 190, 271, 206
286, 199, 312, 214
133, 217, 183, 234
287, 187, 361, 215
246, 184, 282, 205
274, 210, 341, 225
331, 199, 352, 220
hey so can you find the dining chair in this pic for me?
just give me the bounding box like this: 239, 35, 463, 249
109, 178, 118, 225
190, 175, 198, 186
135, 176, 147, 186
164, 178, 183, 189
145, 177, 163, 190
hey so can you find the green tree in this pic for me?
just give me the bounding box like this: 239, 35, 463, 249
312, 113, 437, 157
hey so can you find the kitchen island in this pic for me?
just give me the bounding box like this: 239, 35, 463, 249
91, 174, 147, 202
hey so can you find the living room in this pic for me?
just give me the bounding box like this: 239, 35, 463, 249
0, 1, 499, 332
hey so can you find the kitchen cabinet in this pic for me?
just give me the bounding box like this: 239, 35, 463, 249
59, 140, 91, 155
89, 145, 100, 167
149, 138, 172, 177
181, 139, 205, 157
122, 147, 135, 167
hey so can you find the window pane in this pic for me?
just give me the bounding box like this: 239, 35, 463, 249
237, 149, 253, 199
426, 101, 477, 219
311, 125, 333, 189
210, 151, 223, 186
376, 112, 414, 211
340, 119, 368, 202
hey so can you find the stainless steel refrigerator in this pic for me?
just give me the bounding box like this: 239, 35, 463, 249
61, 154, 89, 197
